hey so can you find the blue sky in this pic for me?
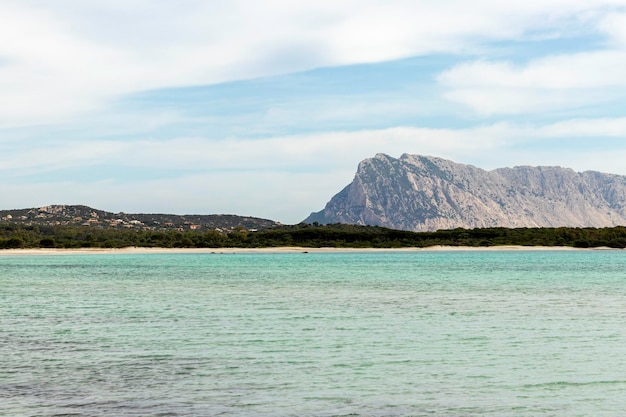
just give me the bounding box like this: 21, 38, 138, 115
2, 1, 626, 223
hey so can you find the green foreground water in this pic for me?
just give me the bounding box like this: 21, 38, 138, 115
2, 251, 626, 416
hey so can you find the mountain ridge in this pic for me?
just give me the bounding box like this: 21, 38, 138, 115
305, 153, 626, 231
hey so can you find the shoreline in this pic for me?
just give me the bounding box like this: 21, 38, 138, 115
0, 245, 621, 255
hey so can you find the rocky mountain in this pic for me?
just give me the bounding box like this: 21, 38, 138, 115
0, 205, 280, 232
305, 153, 626, 232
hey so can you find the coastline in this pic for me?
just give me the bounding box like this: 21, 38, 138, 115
0, 245, 620, 255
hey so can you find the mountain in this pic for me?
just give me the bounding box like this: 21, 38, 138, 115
304, 153, 626, 232
0, 205, 280, 231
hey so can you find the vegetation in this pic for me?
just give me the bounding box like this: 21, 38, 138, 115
2, 222, 626, 249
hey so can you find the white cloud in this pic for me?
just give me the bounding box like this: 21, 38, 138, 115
536, 117, 626, 136
438, 50, 626, 114
0, 126, 515, 177
2, 0, 626, 127
442, 88, 586, 115
439, 52, 626, 89
4, 119, 626, 177
0, 141, 130, 174
599, 12, 626, 46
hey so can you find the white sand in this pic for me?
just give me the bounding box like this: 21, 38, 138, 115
0, 245, 617, 256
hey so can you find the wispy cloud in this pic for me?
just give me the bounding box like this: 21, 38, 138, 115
0, 126, 515, 177
2, 0, 624, 126
599, 12, 626, 46
438, 50, 626, 115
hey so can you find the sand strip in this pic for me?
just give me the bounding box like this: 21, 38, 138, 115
0, 245, 619, 255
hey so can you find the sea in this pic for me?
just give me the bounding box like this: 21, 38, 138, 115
2, 250, 626, 417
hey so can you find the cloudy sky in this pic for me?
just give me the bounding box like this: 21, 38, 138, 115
3, 0, 626, 223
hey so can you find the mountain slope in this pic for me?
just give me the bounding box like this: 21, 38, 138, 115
305, 153, 626, 231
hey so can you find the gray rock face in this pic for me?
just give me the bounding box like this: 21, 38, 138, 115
304, 153, 626, 231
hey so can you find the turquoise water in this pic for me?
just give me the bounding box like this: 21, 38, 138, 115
2, 251, 626, 416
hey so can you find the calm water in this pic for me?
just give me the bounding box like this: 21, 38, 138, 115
2, 251, 626, 416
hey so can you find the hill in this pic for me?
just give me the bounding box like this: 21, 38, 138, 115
0, 205, 280, 232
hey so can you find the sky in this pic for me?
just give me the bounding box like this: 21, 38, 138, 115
2, 0, 626, 223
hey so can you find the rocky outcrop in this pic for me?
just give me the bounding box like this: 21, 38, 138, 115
304, 153, 626, 231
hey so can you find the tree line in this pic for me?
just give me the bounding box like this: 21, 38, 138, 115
2, 223, 626, 249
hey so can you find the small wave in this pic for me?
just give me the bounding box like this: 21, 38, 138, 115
522, 379, 626, 389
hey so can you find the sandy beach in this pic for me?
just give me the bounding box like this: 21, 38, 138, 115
0, 245, 616, 256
